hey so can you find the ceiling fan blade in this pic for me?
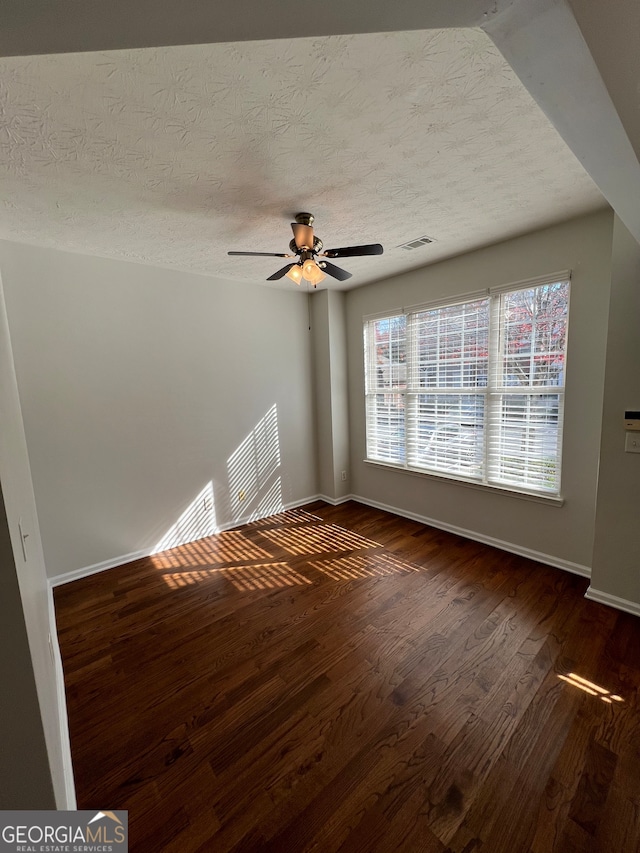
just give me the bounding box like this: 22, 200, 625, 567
291, 223, 314, 250
321, 260, 352, 282
266, 263, 296, 281
228, 251, 291, 257
322, 243, 384, 258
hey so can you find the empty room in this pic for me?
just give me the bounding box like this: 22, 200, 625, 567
1, 1, 639, 851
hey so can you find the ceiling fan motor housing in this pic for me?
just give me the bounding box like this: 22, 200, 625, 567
227, 211, 381, 282
289, 237, 323, 255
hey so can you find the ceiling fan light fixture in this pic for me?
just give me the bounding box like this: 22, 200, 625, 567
285, 264, 303, 284
302, 258, 317, 278
302, 258, 325, 285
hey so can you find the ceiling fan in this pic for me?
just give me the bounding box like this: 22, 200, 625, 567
228, 212, 383, 285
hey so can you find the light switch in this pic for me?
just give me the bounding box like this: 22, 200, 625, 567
625, 432, 640, 453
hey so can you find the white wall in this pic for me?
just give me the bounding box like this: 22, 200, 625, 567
327, 291, 350, 499
0, 275, 69, 806
590, 215, 640, 609
311, 290, 350, 501
0, 242, 317, 579
568, 0, 640, 161
345, 210, 614, 572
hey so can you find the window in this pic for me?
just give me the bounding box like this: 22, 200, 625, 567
364, 274, 570, 496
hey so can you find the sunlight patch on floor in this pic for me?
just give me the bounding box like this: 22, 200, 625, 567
163, 561, 313, 591
154, 508, 393, 592
558, 672, 624, 704
246, 508, 322, 528
308, 552, 423, 581
258, 523, 380, 557
152, 527, 273, 569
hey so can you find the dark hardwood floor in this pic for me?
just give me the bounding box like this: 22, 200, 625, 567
54, 500, 640, 852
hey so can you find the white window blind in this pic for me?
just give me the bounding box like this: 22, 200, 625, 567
364, 314, 407, 464
364, 276, 570, 496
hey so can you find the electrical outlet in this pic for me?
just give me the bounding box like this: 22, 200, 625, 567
625, 433, 640, 453
341, 471, 347, 481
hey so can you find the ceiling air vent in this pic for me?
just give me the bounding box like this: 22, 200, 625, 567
397, 235, 436, 251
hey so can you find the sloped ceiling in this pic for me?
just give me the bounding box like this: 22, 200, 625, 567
0, 28, 605, 288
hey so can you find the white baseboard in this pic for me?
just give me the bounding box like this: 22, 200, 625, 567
47, 584, 76, 809
49, 494, 323, 588
585, 587, 640, 617
315, 493, 355, 506
219, 495, 326, 529
350, 494, 591, 578
49, 548, 151, 588
49, 490, 592, 590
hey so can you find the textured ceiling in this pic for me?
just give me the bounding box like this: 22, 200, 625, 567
0, 29, 605, 289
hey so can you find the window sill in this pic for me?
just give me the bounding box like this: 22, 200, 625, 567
363, 458, 565, 506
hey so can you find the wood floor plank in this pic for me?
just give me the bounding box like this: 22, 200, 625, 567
54, 500, 640, 852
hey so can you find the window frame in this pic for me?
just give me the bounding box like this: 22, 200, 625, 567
363, 272, 570, 500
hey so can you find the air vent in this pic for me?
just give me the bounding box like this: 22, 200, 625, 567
397, 235, 436, 251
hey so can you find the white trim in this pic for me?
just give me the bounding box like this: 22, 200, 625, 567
489, 269, 571, 294
363, 458, 564, 505
46, 584, 76, 809
51, 490, 590, 589
404, 289, 488, 314
50, 548, 150, 588
316, 493, 354, 506
49, 494, 323, 587
585, 587, 640, 618
349, 493, 590, 578
362, 308, 403, 322
363, 272, 572, 325
215, 495, 324, 531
